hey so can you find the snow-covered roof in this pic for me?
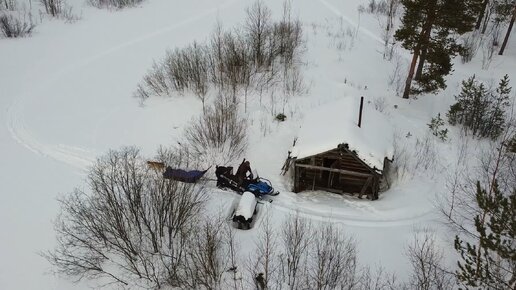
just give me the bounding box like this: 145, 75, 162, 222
291, 97, 394, 171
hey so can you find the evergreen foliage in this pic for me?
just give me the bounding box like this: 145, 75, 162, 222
507, 135, 516, 153
395, 0, 482, 98
448, 74, 511, 139
454, 180, 516, 289
493, 0, 515, 23
428, 113, 449, 141
275, 113, 287, 122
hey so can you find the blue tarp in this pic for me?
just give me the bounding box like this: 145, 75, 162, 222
163, 167, 208, 183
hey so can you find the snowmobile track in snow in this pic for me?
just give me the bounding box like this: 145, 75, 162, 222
269, 198, 436, 228
5, 0, 238, 171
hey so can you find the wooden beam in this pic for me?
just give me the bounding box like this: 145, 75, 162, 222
360, 176, 373, 197
294, 166, 299, 192
295, 164, 373, 178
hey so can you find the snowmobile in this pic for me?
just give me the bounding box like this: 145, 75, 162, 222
215, 165, 279, 197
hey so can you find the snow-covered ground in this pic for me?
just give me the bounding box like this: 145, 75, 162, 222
1, 0, 515, 289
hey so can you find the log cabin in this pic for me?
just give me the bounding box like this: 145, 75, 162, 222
288, 97, 394, 200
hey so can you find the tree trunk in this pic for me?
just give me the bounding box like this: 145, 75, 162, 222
403, 50, 420, 99
403, 2, 436, 99
415, 47, 427, 81
498, 4, 516, 55
415, 22, 433, 80
481, 5, 492, 34
475, 0, 490, 30
415, 22, 434, 80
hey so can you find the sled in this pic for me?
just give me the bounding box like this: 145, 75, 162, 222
163, 166, 209, 183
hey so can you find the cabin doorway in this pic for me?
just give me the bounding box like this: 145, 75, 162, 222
321, 158, 337, 187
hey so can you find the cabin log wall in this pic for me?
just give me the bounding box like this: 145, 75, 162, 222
293, 146, 381, 199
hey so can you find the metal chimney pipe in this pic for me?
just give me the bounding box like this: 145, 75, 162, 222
358, 96, 364, 128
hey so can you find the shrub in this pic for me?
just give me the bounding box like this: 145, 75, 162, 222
184, 98, 247, 165
40, 0, 62, 17
275, 113, 286, 122
271, 18, 303, 65
358, 0, 391, 15
368, 0, 389, 14
39, 0, 79, 22
460, 33, 479, 64
1, 0, 17, 11
87, 0, 143, 9
135, 0, 304, 107
0, 12, 35, 38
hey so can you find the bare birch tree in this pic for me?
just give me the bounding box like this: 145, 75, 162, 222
406, 229, 454, 290
45, 147, 207, 288
308, 222, 359, 290
280, 213, 313, 290
248, 211, 280, 290
245, 0, 271, 68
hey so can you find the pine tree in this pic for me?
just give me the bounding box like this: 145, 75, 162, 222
483, 74, 511, 138
455, 180, 516, 289
428, 113, 449, 141
448, 74, 511, 139
395, 0, 480, 99
448, 75, 489, 134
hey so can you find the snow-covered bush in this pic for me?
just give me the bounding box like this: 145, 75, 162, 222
87, 0, 143, 9
0, 11, 34, 38
184, 98, 247, 166
460, 33, 480, 63
372, 96, 388, 112
40, 0, 62, 17
388, 132, 440, 185
413, 135, 438, 172
272, 17, 303, 66
39, 0, 78, 22
164, 44, 209, 97
388, 132, 412, 183
0, 0, 17, 11
367, 0, 389, 15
